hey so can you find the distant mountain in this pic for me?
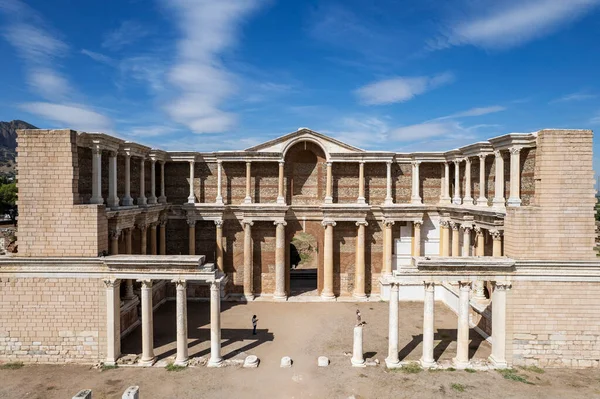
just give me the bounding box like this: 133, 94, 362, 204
0, 120, 38, 175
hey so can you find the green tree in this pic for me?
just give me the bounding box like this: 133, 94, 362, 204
0, 182, 17, 223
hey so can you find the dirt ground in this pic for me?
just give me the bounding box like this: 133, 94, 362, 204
1, 301, 599, 399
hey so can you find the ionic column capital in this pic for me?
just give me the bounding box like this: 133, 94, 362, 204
490, 230, 503, 241
493, 281, 512, 291
159, 218, 168, 227
217, 159, 223, 165
150, 223, 158, 231
278, 160, 285, 166
494, 149, 503, 158
109, 228, 122, 239
450, 222, 459, 231
273, 220, 287, 227
460, 224, 472, 232
214, 219, 224, 227
210, 281, 220, 292
474, 226, 483, 236
355, 221, 369, 227
465, 157, 472, 165
242, 220, 254, 227
439, 220, 449, 228
383, 219, 395, 227
138, 279, 154, 288
458, 281, 471, 290
321, 220, 336, 228
413, 220, 423, 227
411, 160, 421, 167
478, 153, 487, 161
136, 223, 147, 232
186, 219, 196, 227
188, 159, 195, 165
453, 159, 461, 166
509, 146, 522, 155
326, 161, 333, 167
103, 278, 120, 288
172, 279, 187, 288
424, 281, 435, 291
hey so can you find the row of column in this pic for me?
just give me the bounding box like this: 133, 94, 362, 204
438, 221, 503, 257
92, 149, 167, 207
437, 149, 522, 207
385, 281, 509, 369
187, 219, 223, 271
109, 221, 168, 256
104, 279, 223, 367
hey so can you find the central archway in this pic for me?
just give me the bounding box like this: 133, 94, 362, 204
284, 141, 327, 205
289, 231, 318, 295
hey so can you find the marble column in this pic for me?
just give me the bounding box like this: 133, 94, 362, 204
489, 282, 510, 369
454, 281, 471, 369
491, 230, 503, 257
244, 161, 252, 204
473, 281, 486, 301
187, 220, 196, 256
274, 220, 287, 301
321, 220, 336, 300
158, 161, 167, 203
109, 229, 120, 255
464, 157, 473, 205
215, 220, 223, 271
148, 159, 157, 205
174, 280, 188, 366
277, 160, 285, 205
139, 280, 155, 366
352, 325, 365, 367
477, 154, 488, 206
384, 161, 393, 205
139, 224, 147, 255
243, 220, 254, 300
325, 161, 333, 204
452, 160, 462, 205
411, 161, 422, 204
353, 221, 368, 299
91, 146, 103, 205
413, 220, 422, 257
462, 225, 471, 257
439, 164, 445, 203
357, 161, 366, 204
104, 279, 121, 366
159, 220, 167, 255
216, 160, 224, 205
383, 220, 395, 275
385, 283, 400, 368
125, 228, 132, 255
439, 220, 448, 256
187, 160, 195, 204
443, 162, 452, 204
138, 158, 147, 206
507, 147, 522, 207
451, 222, 460, 257
421, 281, 435, 368
441, 221, 450, 257
150, 224, 157, 255
492, 150, 505, 208
107, 151, 119, 208
475, 227, 484, 256
123, 152, 133, 206
208, 281, 223, 367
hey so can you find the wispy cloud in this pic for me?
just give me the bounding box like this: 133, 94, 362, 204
434, 105, 506, 121
102, 20, 150, 51
430, 0, 600, 50
551, 91, 596, 103
81, 49, 115, 66
355, 72, 455, 105
159, 0, 265, 134
19, 102, 112, 132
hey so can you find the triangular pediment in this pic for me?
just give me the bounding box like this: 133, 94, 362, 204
245, 128, 365, 154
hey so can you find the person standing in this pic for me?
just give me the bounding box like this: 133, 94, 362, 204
252, 315, 258, 335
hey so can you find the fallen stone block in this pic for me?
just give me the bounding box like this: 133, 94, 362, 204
72, 389, 92, 399
122, 386, 140, 399
318, 356, 329, 367
243, 355, 259, 368
280, 356, 292, 368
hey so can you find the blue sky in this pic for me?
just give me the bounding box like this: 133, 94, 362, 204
0, 0, 599, 180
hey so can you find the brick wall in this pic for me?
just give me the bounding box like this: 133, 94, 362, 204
504, 130, 596, 260
506, 280, 600, 368
0, 277, 106, 364
17, 129, 107, 257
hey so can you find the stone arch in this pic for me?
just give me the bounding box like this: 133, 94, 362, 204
284, 141, 327, 205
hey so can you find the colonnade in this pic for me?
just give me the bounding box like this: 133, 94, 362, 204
109, 220, 168, 256
386, 280, 510, 369
438, 221, 503, 257
104, 279, 223, 367
91, 148, 167, 208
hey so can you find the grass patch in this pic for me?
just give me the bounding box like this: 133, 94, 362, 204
399, 363, 422, 374
0, 362, 24, 370
497, 368, 533, 384
465, 368, 476, 373
165, 363, 186, 372
446, 367, 456, 372
519, 365, 544, 374
451, 383, 466, 392
100, 363, 118, 371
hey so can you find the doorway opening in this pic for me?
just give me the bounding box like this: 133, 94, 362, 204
289, 232, 318, 295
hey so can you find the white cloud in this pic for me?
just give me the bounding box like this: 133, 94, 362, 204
102, 20, 149, 50
20, 102, 113, 132
431, 0, 600, 50
26, 68, 73, 99
390, 121, 461, 142
355, 72, 455, 105
551, 92, 596, 103
81, 49, 115, 66
2, 22, 67, 62
324, 116, 390, 148
434, 105, 506, 120
160, 0, 264, 133
122, 125, 180, 138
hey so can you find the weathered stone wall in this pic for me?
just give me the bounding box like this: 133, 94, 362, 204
506, 280, 600, 368
0, 277, 106, 363
520, 148, 536, 206
504, 130, 596, 260
17, 129, 108, 257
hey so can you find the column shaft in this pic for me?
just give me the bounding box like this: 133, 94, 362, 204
384, 161, 393, 205
215, 221, 223, 271
274, 221, 287, 300
159, 161, 167, 203
150, 225, 157, 255
493, 151, 505, 207
159, 222, 166, 255
462, 227, 471, 257
464, 158, 473, 204
188, 221, 196, 256
357, 162, 365, 204
243, 221, 254, 300
125, 228, 132, 255
451, 223, 460, 257
244, 162, 252, 204
411, 161, 422, 204
477, 155, 487, 206
443, 162, 451, 203
413, 221, 422, 257
140, 226, 147, 255
507, 148, 522, 207
421, 282, 435, 367
107, 152, 119, 208
188, 160, 195, 204
475, 228, 484, 256
489, 283, 509, 368
110, 230, 120, 255
277, 161, 285, 204
353, 222, 367, 299
325, 162, 333, 204
385, 283, 400, 367
148, 160, 157, 204
442, 223, 450, 257
140, 280, 155, 365
216, 161, 224, 204
123, 154, 133, 206
91, 147, 103, 204
454, 282, 471, 368
138, 158, 147, 206
492, 231, 503, 257
321, 221, 335, 299
383, 221, 394, 275
453, 160, 462, 205
208, 282, 223, 367
104, 279, 121, 365
174, 281, 188, 366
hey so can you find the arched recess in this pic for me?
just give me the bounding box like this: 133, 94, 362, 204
284, 141, 327, 205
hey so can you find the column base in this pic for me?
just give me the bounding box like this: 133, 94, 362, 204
243, 293, 255, 302
215, 196, 224, 205
158, 196, 167, 204
138, 197, 147, 206
148, 197, 157, 205
476, 197, 488, 206
420, 358, 436, 368
463, 196, 473, 206
411, 198, 422, 205
385, 358, 401, 369
320, 293, 336, 301
90, 197, 104, 205
244, 197, 252, 204
439, 197, 452, 205
352, 292, 367, 301
492, 198, 505, 208
122, 196, 134, 206
173, 358, 189, 367
356, 197, 366, 205
452, 197, 462, 205
324, 196, 333, 204
273, 293, 287, 301
488, 355, 508, 369
107, 197, 120, 208
276, 196, 285, 205
139, 357, 156, 367
383, 198, 394, 206
452, 358, 470, 370
207, 357, 223, 368
351, 358, 366, 367
507, 197, 521, 207
187, 196, 195, 204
